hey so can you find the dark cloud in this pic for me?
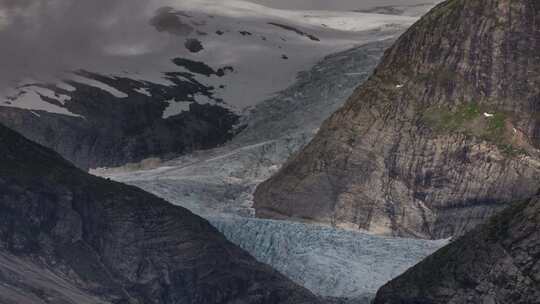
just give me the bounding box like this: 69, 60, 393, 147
0, 0, 34, 9
150, 7, 195, 36
0, 0, 183, 91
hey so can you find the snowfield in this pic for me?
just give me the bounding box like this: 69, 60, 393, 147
1, 0, 428, 116
246, 0, 438, 16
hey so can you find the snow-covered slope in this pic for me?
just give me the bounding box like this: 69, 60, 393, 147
0, 0, 435, 170
1, 0, 421, 114
246, 0, 438, 17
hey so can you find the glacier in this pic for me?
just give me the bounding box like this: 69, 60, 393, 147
2, 1, 448, 301
211, 216, 446, 301
94, 40, 395, 217
92, 2, 447, 301
95, 38, 446, 301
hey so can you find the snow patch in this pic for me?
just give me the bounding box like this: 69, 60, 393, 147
162, 100, 193, 118
134, 88, 152, 96
70, 75, 128, 98
56, 82, 76, 92
1, 87, 79, 117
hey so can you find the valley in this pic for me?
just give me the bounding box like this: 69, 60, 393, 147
2, 1, 537, 303
90, 2, 445, 301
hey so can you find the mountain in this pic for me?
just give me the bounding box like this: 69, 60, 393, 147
94, 39, 448, 302
94, 39, 396, 218
254, 0, 540, 239
0, 0, 419, 169
0, 123, 321, 304
93, 18, 444, 302
373, 194, 540, 304
0, 1, 444, 301
0, 72, 240, 170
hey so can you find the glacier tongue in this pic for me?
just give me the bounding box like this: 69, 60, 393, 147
94, 40, 394, 217
210, 216, 446, 301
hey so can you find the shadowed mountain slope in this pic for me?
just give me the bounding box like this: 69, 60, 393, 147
374, 194, 540, 303
0, 124, 320, 304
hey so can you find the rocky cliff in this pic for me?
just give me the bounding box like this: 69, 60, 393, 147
0, 70, 239, 170
254, 0, 540, 239
0, 123, 320, 304
373, 194, 540, 304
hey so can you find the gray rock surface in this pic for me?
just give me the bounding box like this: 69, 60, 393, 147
254, 0, 540, 239
0, 123, 321, 304
374, 194, 540, 304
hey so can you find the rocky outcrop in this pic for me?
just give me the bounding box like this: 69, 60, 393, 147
373, 194, 540, 304
0, 70, 238, 170
0, 123, 320, 304
254, 0, 540, 239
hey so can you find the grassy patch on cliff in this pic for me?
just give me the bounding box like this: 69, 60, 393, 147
422, 103, 525, 156
424, 103, 481, 131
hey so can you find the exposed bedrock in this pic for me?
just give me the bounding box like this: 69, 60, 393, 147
254, 0, 540, 239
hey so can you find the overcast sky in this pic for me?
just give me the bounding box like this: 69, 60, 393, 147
0, 0, 177, 91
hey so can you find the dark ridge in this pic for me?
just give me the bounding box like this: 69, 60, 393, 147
0, 68, 239, 169
150, 7, 194, 36
0, 123, 322, 304
172, 58, 234, 78
268, 22, 320, 41
185, 38, 204, 53
374, 195, 540, 303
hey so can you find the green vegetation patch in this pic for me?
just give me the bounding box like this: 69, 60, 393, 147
422, 102, 524, 156
423, 103, 483, 132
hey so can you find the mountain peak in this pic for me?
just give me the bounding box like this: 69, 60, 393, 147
254, 0, 540, 239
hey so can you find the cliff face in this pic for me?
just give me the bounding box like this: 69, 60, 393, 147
0, 71, 239, 170
373, 195, 540, 304
0, 124, 320, 304
254, 0, 540, 239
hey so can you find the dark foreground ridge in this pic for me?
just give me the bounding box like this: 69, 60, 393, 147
0, 124, 320, 304
374, 194, 540, 303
